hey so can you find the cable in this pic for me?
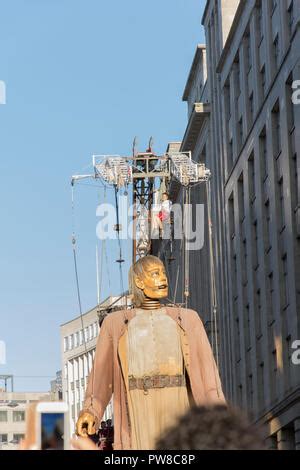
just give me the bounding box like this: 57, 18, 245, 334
102, 187, 112, 295
76, 181, 115, 191
173, 238, 183, 305
72, 243, 87, 356
114, 185, 125, 295
13, 376, 54, 379
206, 179, 220, 375
71, 184, 94, 408
183, 186, 190, 308
96, 189, 104, 306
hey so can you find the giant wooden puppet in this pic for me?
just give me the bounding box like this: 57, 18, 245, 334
76, 255, 225, 450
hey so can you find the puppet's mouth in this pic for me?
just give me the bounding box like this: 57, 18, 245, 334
158, 284, 167, 290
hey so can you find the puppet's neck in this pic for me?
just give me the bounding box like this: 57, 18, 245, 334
141, 297, 161, 310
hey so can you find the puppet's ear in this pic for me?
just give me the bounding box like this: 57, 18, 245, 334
135, 276, 145, 290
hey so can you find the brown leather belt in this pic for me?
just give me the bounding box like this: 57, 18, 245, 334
128, 374, 186, 393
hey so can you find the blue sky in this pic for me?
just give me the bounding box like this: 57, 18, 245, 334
0, 0, 205, 392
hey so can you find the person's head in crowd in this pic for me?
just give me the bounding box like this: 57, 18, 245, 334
106, 419, 112, 428
156, 405, 266, 450
100, 421, 106, 429
162, 192, 169, 201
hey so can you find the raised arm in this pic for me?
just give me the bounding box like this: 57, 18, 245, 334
76, 316, 114, 436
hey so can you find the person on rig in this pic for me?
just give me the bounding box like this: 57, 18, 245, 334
76, 255, 225, 450
159, 192, 172, 239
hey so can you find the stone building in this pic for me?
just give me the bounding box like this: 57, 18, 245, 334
60, 294, 131, 434
157, 0, 300, 449
0, 390, 51, 450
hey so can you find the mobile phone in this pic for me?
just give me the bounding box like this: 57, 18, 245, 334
35, 402, 69, 450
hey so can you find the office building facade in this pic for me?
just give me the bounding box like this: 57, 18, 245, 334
158, 0, 300, 449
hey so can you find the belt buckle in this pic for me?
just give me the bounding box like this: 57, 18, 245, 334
142, 376, 151, 395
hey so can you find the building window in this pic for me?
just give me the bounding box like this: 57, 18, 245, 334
224, 80, 231, 118
258, 362, 265, 410
273, 34, 280, 70
242, 238, 248, 286
228, 138, 233, 170
0, 411, 8, 422
89, 325, 93, 340
272, 348, 277, 373
233, 255, 238, 300
13, 434, 25, 444
84, 327, 89, 342
79, 329, 83, 345
282, 253, 289, 308
69, 334, 74, 350
64, 337, 68, 352
270, 346, 278, 401
259, 127, 268, 181
268, 272, 275, 325
249, 92, 254, 126
285, 74, 298, 212
238, 173, 245, 221
264, 199, 272, 253
0, 434, 8, 443
291, 152, 298, 214
255, 288, 262, 337
93, 322, 98, 338
228, 193, 235, 239
248, 153, 256, 203
286, 74, 295, 133
13, 411, 25, 422
238, 117, 243, 150
234, 55, 241, 98
248, 373, 254, 410
288, 0, 294, 37
244, 302, 251, 350
260, 65, 266, 98
257, 2, 263, 42
252, 220, 259, 271
272, 100, 281, 158
244, 30, 251, 72
234, 313, 241, 362
278, 176, 285, 231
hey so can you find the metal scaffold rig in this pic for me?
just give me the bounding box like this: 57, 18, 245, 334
71, 138, 211, 262
70, 138, 220, 365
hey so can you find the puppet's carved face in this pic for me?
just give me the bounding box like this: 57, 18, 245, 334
134, 260, 168, 300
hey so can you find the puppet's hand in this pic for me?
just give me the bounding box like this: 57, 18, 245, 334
76, 412, 97, 437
